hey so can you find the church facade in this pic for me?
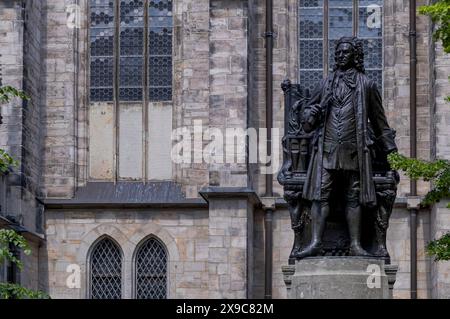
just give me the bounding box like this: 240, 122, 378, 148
0, 0, 449, 299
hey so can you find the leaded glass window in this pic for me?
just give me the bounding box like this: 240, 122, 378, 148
299, 0, 383, 93
135, 237, 167, 299
90, 238, 122, 299
89, 0, 173, 102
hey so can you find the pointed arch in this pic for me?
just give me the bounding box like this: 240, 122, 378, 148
133, 235, 168, 299
88, 235, 123, 299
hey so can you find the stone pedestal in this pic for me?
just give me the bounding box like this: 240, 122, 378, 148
282, 257, 398, 299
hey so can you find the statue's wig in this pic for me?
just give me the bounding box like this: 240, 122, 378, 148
333, 37, 365, 73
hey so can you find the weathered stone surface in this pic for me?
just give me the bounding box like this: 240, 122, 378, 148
284, 257, 392, 299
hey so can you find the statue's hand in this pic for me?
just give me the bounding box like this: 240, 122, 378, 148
309, 104, 321, 117
281, 79, 291, 92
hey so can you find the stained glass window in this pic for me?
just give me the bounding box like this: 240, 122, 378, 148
90, 238, 122, 299
135, 237, 168, 299
299, 0, 383, 93
89, 0, 173, 102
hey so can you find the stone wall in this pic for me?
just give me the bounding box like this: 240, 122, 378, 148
208, 0, 249, 188
44, 208, 209, 298
430, 39, 450, 298
41, 0, 77, 198
384, 0, 432, 197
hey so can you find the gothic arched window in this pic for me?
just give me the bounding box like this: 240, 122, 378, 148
298, 0, 383, 93
89, 237, 123, 299
134, 237, 168, 299
89, 0, 173, 102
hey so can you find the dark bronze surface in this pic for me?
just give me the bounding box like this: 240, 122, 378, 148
278, 37, 399, 264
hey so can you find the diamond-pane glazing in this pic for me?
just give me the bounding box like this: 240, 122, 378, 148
90, 238, 122, 299
135, 238, 167, 299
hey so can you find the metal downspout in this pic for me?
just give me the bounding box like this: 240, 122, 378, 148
409, 0, 418, 300
264, 0, 274, 300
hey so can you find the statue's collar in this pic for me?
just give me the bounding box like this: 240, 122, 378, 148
334, 68, 357, 89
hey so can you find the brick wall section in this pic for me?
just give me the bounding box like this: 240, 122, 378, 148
209, 0, 248, 188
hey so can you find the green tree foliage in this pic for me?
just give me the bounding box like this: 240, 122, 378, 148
419, 0, 450, 102
0, 87, 48, 298
0, 229, 49, 299
0, 86, 27, 172
388, 152, 450, 262
0, 229, 31, 269
388, 153, 450, 208
426, 232, 450, 261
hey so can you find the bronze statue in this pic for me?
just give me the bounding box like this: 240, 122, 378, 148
278, 37, 399, 263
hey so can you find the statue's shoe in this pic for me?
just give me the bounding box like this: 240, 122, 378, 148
349, 245, 372, 257
373, 247, 389, 258
293, 243, 322, 259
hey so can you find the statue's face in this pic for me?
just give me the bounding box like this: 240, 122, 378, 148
335, 43, 355, 70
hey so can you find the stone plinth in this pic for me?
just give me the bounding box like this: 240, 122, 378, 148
282, 257, 397, 299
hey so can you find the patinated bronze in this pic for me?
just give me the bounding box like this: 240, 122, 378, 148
278, 37, 399, 264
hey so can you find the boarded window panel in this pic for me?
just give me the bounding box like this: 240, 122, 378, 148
119, 104, 143, 179
148, 102, 172, 180
89, 103, 114, 180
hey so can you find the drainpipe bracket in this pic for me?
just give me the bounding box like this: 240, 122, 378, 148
406, 196, 422, 210
261, 197, 276, 211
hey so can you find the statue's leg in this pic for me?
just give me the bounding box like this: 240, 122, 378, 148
294, 201, 327, 258
289, 198, 303, 258
345, 171, 371, 256
294, 170, 332, 258
374, 205, 389, 257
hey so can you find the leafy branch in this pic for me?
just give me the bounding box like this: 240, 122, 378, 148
427, 232, 450, 261
419, 0, 450, 102
0, 229, 31, 270
0, 86, 28, 174
0, 229, 49, 299
0, 283, 50, 299
0, 86, 29, 104
388, 152, 450, 208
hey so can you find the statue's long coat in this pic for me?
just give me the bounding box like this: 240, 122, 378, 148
302, 72, 397, 207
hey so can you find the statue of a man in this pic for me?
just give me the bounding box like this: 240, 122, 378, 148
297, 37, 398, 258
